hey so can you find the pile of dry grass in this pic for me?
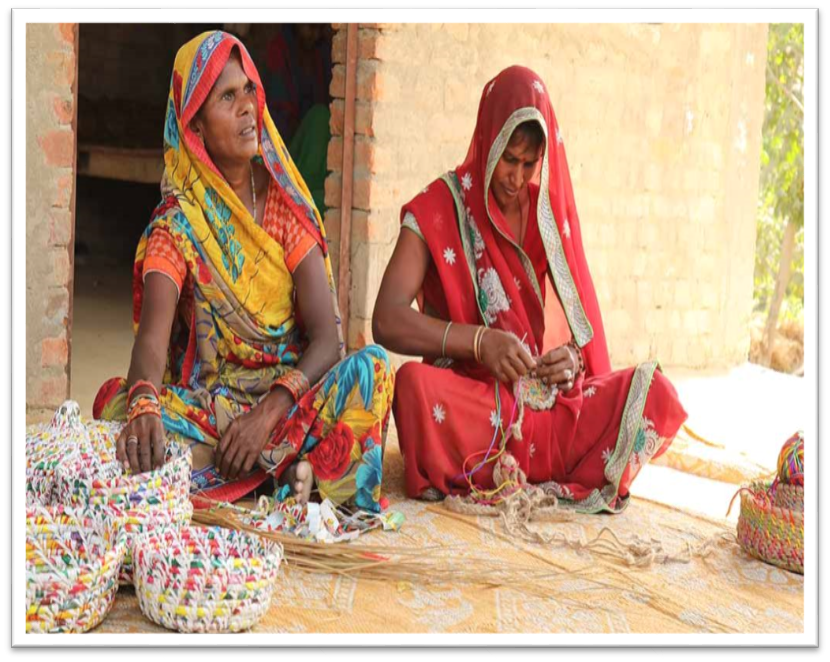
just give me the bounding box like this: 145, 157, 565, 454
749, 317, 804, 375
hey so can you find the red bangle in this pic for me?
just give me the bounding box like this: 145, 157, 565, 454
272, 369, 311, 402
128, 404, 161, 424
128, 379, 159, 405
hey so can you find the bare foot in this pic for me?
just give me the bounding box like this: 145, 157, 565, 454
280, 460, 314, 505
418, 487, 445, 502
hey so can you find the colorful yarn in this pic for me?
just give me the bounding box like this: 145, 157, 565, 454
776, 431, 804, 487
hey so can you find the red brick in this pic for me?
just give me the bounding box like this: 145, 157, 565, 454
355, 101, 374, 137
324, 172, 342, 209
353, 137, 375, 174
46, 289, 70, 323
358, 29, 383, 60
47, 51, 75, 88
352, 174, 372, 211
327, 136, 343, 172
330, 99, 344, 135
54, 174, 73, 208
39, 373, 68, 407
39, 130, 75, 168
42, 335, 69, 368
58, 23, 76, 45
332, 62, 382, 101
356, 61, 381, 101
333, 29, 383, 63
330, 97, 375, 138
52, 95, 74, 125
332, 30, 346, 64
49, 209, 73, 246
330, 65, 346, 99
323, 208, 341, 244
52, 250, 71, 287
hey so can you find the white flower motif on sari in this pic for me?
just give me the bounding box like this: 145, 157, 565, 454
584, 385, 597, 398
443, 247, 457, 265
563, 218, 571, 238
489, 410, 501, 429
513, 276, 522, 291
532, 80, 545, 94
461, 172, 473, 191
601, 447, 612, 465
432, 403, 446, 425
477, 267, 511, 325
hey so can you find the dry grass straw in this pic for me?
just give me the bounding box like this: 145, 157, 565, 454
193, 500, 742, 632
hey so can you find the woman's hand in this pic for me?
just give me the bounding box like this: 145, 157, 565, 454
117, 414, 166, 474
535, 344, 579, 391
215, 390, 293, 481
479, 329, 535, 384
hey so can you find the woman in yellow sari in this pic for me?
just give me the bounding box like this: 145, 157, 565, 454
94, 31, 394, 512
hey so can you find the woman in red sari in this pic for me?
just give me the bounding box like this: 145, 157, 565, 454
373, 66, 687, 513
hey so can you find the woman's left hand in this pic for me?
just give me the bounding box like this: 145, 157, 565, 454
215, 393, 291, 480
534, 344, 579, 391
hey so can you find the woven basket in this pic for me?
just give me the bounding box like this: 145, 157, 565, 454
772, 482, 804, 513
55, 433, 194, 584
112, 503, 194, 585
26, 401, 196, 584
26, 401, 121, 507
55, 441, 192, 511
47, 410, 193, 584
26, 505, 126, 633
737, 480, 803, 575
134, 526, 282, 633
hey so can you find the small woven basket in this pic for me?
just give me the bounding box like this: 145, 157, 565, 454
134, 526, 282, 633
26, 505, 126, 633
736, 480, 803, 575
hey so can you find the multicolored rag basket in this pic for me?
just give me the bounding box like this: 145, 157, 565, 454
26, 505, 126, 633
55, 441, 194, 584
26, 401, 121, 506
736, 432, 804, 575
133, 526, 282, 633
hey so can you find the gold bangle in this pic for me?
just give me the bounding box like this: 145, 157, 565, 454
472, 326, 484, 363
477, 327, 489, 364
441, 321, 453, 358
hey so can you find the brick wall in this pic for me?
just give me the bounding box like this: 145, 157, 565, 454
26, 23, 79, 420
325, 23, 768, 369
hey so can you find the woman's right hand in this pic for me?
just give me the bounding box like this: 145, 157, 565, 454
479, 328, 535, 384
116, 414, 167, 474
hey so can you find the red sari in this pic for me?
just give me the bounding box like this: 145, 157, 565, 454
393, 66, 687, 513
